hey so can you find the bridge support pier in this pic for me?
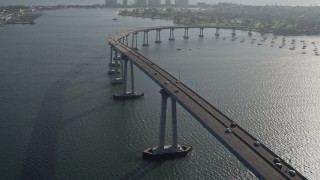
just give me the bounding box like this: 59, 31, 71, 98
111, 50, 123, 85
108, 46, 120, 75
183, 28, 189, 39
113, 55, 144, 100
125, 34, 129, 46
108, 45, 113, 67
232, 28, 236, 36
215, 28, 220, 36
142, 31, 149, 47
143, 89, 192, 160
199, 28, 204, 37
169, 28, 175, 41
122, 36, 125, 44
155, 29, 162, 44
131, 32, 139, 51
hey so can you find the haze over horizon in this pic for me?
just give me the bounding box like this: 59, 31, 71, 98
0, 0, 319, 6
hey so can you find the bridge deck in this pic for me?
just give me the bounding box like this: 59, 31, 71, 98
109, 27, 306, 180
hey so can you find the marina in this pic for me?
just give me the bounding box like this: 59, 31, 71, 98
0, 6, 43, 26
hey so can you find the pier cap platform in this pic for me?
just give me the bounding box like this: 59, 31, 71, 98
143, 145, 192, 160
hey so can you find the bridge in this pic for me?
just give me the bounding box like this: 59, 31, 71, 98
107, 26, 307, 179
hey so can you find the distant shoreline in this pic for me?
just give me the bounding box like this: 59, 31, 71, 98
0, 5, 106, 27
120, 13, 319, 36
2, 4, 320, 36
118, 4, 320, 36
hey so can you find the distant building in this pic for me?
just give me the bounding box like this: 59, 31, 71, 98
123, 0, 128, 6
197, 2, 207, 7
105, 0, 117, 6
135, 0, 147, 6
148, 0, 161, 6
165, 0, 171, 6
175, 0, 188, 6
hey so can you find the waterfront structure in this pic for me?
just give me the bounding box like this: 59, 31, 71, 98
105, 0, 117, 6
123, 0, 128, 6
148, 0, 161, 6
108, 25, 307, 179
135, 0, 147, 6
175, 0, 188, 6
197, 2, 207, 6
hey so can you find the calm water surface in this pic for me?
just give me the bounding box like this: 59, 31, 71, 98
0, 8, 319, 179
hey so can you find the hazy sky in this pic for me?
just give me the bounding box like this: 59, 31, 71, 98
0, 0, 318, 6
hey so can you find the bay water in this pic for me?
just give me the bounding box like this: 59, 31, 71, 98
0, 8, 319, 179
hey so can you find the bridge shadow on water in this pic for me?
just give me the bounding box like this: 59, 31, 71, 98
20, 63, 107, 180
120, 160, 164, 180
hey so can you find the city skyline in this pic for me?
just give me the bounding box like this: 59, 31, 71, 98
105, 0, 188, 6
1, 0, 318, 6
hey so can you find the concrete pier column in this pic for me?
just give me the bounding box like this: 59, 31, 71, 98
122, 58, 128, 93
114, 51, 118, 72
169, 28, 175, 41
108, 46, 116, 75
184, 28, 189, 39
215, 28, 220, 36
134, 32, 138, 50
142, 31, 149, 47
158, 89, 169, 150
131, 32, 139, 51
142, 89, 192, 159
232, 28, 236, 36
125, 34, 129, 46
130, 32, 138, 50
131, 33, 134, 48
121, 55, 124, 80
111, 51, 123, 85
109, 46, 113, 66
113, 54, 144, 100
122, 36, 125, 44
171, 98, 178, 149
199, 28, 204, 37
130, 60, 135, 93
155, 29, 162, 44
146, 31, 149, 45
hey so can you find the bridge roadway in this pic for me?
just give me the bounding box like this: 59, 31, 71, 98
112, 25, 247, 34
108, 26, 306, 180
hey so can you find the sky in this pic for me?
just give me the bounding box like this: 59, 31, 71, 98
0, 0, 318, 6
